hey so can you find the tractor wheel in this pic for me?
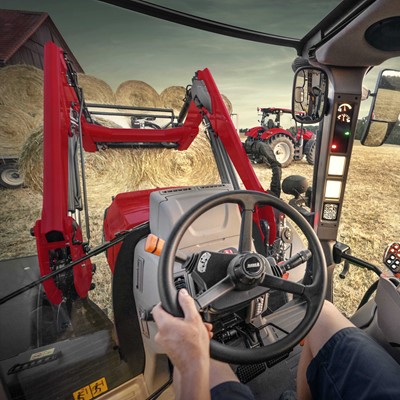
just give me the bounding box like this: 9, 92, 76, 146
268, 135, 294, 168
305, 139, 316, 165
0, 163, 24, 189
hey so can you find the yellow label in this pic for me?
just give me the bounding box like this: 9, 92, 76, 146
73, 377, 108, 400
90, 378, 108, 398
73, 386, 92, 400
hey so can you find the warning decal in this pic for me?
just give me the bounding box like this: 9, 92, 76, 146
73, 377, 108, 400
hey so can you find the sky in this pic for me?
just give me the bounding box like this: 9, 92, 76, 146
1, 0, 399, 128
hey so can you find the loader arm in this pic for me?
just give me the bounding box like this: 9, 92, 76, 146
33, 42, 275, 305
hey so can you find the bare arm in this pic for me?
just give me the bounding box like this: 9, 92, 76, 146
152, 289, 212, 400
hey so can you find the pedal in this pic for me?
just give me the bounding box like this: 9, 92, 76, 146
236, 362, 266, 383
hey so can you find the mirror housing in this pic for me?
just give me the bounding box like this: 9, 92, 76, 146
292, 67, 328, 124
361, 69, 400, 146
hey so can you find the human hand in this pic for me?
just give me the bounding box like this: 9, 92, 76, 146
152, 288, 213, 372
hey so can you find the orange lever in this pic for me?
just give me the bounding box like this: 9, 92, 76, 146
145, 234, 165, 256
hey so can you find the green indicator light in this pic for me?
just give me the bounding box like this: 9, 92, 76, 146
344, 131, 351, 136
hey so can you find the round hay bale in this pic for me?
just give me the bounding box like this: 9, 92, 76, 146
19, 125, 44, 193
140, 129, 219, 187
77, 73, 115, 104
221, 94, 233, 114
160, 86, 186, 112
0, 105, 36, 156
115, 80, 161, 108
86, 149, 145, 199
0, 65, 43, 117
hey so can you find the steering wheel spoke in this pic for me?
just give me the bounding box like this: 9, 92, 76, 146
260, 274, 306, 296
237, 195, 260, 253
194, 276, 235, 311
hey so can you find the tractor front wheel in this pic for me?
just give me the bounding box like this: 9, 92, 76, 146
305, 139, 316, 165
268, 135, 294, 167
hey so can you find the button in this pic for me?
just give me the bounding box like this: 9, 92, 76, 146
387, 259, 392, 264
390, 255, 396, 260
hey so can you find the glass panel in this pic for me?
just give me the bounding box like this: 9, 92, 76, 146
148, 0, 342, 38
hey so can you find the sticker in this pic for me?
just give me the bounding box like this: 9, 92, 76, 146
197, 252, 211, 273
73, 377, 108, 400
30, 348, 55, 361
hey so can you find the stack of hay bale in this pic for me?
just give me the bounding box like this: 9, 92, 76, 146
5, 65, 233, 197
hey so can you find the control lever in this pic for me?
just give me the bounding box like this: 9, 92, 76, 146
333, 242, 351, 279
260, 219, 270, 249
278, 250, 312, 273
339, 259, 350, 279
145, 234, 187, 262
333, 242, 381, 277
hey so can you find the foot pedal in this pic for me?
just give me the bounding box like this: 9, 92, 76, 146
236, 362, 266, 383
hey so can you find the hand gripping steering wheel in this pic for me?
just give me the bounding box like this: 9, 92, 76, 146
158, 190, 327, 364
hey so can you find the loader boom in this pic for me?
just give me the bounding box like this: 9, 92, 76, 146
33, 41, 276, 304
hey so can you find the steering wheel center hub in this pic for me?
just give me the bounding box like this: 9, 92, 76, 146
229, 253, 267, 290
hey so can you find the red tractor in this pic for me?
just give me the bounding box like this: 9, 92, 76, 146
245, 107, 317, 167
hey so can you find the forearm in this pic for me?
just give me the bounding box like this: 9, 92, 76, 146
175, 359, 210, 400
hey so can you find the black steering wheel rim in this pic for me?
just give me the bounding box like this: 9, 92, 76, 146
158, 190, 327, 364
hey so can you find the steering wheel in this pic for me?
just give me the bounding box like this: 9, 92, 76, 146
158, 190, 327, 364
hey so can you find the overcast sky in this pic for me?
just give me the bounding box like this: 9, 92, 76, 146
1, 0, 399, 127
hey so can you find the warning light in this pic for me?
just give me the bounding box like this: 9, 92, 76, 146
331, 144, 337, 150
344, 131, 351, 136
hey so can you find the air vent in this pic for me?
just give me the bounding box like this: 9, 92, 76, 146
198, 184, 227, 190
159, 187, 193, 195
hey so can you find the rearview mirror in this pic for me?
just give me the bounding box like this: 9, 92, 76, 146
292, 67, 328, 124
361, 69, 400, 146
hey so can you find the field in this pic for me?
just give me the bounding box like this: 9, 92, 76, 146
0, 141, 398, 317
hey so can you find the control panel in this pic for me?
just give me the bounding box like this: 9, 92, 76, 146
383, 242, 400, 273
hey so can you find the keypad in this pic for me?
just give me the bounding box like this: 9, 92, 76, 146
384, 243, 400, 273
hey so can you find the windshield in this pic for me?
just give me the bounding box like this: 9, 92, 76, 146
0, 1, 400, 399
146, 0, 343, 39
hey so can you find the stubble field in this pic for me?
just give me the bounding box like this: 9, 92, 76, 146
0, 141, 398, 317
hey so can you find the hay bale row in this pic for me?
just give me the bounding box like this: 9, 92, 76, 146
19, 124, 219, 197
3, 64, 228, 196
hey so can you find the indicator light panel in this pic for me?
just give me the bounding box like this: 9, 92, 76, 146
331, 102, 354, 154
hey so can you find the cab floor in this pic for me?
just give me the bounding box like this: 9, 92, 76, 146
245, 345, 301, 400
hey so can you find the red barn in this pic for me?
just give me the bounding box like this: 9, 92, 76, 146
0, 9, 83, 72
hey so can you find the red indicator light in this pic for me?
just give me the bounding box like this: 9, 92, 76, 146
331, 144, 337, 150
